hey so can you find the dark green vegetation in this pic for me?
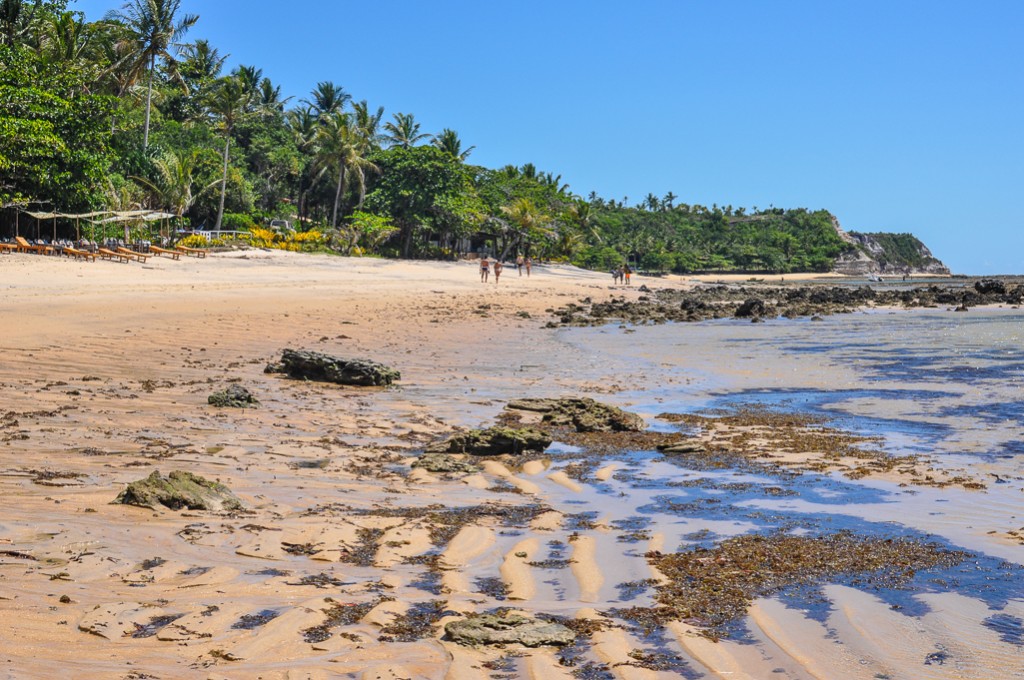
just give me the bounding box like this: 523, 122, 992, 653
0, 1, 933, 272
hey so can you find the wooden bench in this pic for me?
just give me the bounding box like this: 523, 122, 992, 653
0, 243, 15, 254
117, 247, 147, 263
175, 245, 207, 258
98, 247, 131, 263
149, 245, 181, 260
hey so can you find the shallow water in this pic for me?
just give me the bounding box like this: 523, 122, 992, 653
544, 308, 1024, 670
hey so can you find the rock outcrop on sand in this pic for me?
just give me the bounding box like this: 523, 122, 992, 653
426, 427, 552, 456
207, 384, 259, 408
505, 397, 645, 432
113, 470, 243, 512
444, 614, 575, 647
266, 349, 400, 386
412, 452, 481, 474
549, 280, 1024, 328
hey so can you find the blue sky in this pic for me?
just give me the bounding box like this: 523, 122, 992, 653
73, 0, 1023, 273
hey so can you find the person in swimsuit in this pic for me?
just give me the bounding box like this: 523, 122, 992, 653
493, 259, 503, 284
480, 257, 490, 282
524, 256, 532, 277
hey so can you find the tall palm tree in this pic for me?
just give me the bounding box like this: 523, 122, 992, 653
106, 0, 198, 149
315, 112, 379, 229
431, 128, 475, 161
663, 191, 677, 210
286, 106, 319, 222
351, 100, 385, 151
383, 112, 429, 148
206, 75, 249, 230
302, 80, 350, 119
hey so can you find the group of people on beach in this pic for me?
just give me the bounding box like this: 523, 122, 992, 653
480, 254, 531, 283
612, 263, 632, 285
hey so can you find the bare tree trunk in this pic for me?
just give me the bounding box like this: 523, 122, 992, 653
331, 166, 346, 229
143, 53, 155, 150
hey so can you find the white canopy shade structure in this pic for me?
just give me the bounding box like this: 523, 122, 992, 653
19, 209, 180, 241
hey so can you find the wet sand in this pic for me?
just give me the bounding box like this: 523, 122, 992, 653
0, 251, 1020, 679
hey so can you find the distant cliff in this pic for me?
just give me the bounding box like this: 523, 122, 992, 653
830, 217, 949, 276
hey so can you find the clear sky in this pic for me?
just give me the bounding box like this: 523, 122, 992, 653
72, 0, 1024, 274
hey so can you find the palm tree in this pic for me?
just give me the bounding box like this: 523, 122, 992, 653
663, 191, 677, 211
302, 80, 350, 118
314, 112, 379, 229
40, 10, 92, 63
206, 75, 249, 230
383, 112, 429, 148
105, 0, 198, 149
351, 100, 385, 151
286, 106, 319, 222
501, 198, 551, 258
132, 149, 218, 220
431, 128, 475, 161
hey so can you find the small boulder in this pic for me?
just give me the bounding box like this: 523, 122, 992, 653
735, 298, 766, 318
113, 470, 243, 512
208, 384, 259, 408
505, 397, 644, 432
445, 614, 575, 647
272, 349, 399, 386
413, 452, 481, 474
426, 427, 552, 456
974, 278, 1006, 295
658, 440, 707, 455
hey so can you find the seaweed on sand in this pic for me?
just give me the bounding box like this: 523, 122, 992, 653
301, 597, 389, 643
612, 530, 968, 641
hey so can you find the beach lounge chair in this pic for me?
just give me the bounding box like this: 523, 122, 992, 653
0, 242, 14, 253
15, 236, 53, 255
116, 247, 147, 263
149, 245, 181, 260
175, 245, 207, 258
98, 247, 131, 263
64, 245, 97, 261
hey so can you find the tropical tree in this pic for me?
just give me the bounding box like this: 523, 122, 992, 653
431, 128, 474, 161
302, 80, 349, 118
314, 111, 378, 229
40, 10, 91, 64
132, 148, 217, 218
383, 112, 428, 148
0, 0, 43, 47
105, 0, 197, 149
501, 197, 551, 258
351, 99, 384, 151
206, 74, 249, 229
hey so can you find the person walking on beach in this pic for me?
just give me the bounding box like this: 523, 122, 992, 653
493, 259, 503, 284
524, 256, 532, 277
623, 263, 632, 285
480, 257, 490, 283
516, 254, 524, 276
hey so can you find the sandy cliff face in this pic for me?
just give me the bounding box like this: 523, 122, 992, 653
829, 215, 950, 276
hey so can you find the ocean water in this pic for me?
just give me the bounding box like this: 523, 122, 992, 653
546, 308, 1024, 670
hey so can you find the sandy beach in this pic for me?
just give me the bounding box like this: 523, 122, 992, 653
1, 251, 1020, 679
